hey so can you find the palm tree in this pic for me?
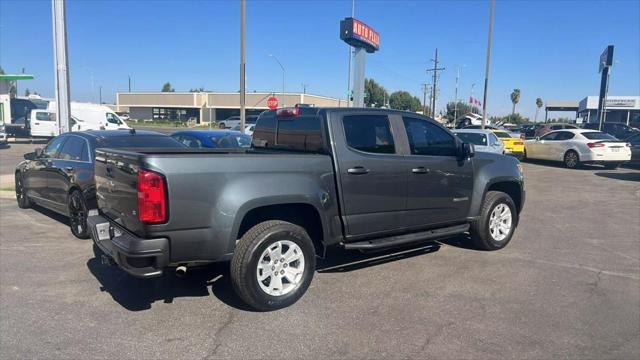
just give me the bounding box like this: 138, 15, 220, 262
510, 89, 521, 115
534, 97, 543, 122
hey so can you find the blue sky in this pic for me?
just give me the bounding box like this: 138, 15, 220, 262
1, 0, 639, 118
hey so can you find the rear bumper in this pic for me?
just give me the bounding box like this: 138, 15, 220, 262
87, 213, 169, 278
580, 151, 631, 163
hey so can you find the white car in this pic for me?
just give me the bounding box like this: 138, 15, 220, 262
524, 129, 631, 169
453, 129, 504, 155
231, 124, 255, 136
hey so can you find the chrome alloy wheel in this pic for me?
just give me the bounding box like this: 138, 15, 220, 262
489, 203, 512, 241
256, 240, 305, 296
565, 151, 578, 168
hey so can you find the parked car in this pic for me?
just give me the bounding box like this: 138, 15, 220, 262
625, 132, 640, 166
171, 130, 252, 148
117, 113, 131, 122
217, 115, 258, 129
15, 130, 185, 239
534, 123, 578, 138
582, 122, 639, 140
452, 129, 504, 155
88, 106, 525, 310
523, 129, 631, 169
492, 130, 525, 158
231, 124, 255, 135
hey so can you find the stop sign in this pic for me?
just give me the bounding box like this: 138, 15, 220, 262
267, 96, 279, 110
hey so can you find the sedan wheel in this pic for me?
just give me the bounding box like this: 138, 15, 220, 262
15, 173, 31, 209
488, 204, 512, 242
68, 190, 90, 239
564, 150, 579, 169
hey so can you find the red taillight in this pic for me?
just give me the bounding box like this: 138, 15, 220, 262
587, 142, 605, 148
276, 107, 301, 117
137, 169, 167, 224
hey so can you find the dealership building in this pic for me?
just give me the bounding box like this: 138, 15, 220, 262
577, 96, 639, 124
115, 92, 346, 124
546, 95, 639, 124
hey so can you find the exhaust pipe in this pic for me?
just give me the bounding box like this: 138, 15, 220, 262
175, 265, 187, 277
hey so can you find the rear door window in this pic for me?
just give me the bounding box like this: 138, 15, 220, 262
58, 136, 88, 161
403, 117, 457, 156
342, 115, 395, 154
555, 131, 575, 140
541, 132, 560, 141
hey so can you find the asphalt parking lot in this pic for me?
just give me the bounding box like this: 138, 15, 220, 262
1, 152, 639, 358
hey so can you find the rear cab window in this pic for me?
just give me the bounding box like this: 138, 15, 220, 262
343, 115, 395, 154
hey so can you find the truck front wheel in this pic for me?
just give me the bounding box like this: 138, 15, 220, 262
230, 220, 316, 311
469, 191, 518, 250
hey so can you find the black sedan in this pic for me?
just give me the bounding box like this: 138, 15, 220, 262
626, 132, 640, 166
15, 130, 184, 239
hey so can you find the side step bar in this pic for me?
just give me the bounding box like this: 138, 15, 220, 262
343, 223, 469, 250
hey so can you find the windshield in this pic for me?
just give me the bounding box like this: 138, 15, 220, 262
454, 132, 487, 146
494, 131, 512, 139
99, 136, 184, 148
582, 132, 617, 140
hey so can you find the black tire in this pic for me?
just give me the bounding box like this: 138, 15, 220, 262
564, 150, 580, 169
522, 149, 528, 162
67, 189, 90, 239
218, 122, 226, 129
15, 173, 31, 209
603, 162, 620, 170
469, 191, 518, 251
230, 220, 316, 311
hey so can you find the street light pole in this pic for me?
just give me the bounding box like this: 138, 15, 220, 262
481, 0, 495, 129
454, 64, 465, 121
346, 0, 355, 107
99, 86, 102, 104
52, 0, 71, 133
269, 54, 285, 107
128, 75, 131, 92
240, 0, 246, 133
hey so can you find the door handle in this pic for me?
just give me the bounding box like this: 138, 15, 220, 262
347, 166, 369, 175
411, 167, 429, 174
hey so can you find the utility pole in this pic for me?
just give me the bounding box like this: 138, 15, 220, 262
301, 83, 308, 94
481, 0, 495, 129
426, 48, 445, 118
239, 0, 246, 133
52, 0, 71, 133
346, 0, 355, 107
128, 75, 131, 92
269, 55, 286, 107
99, 86, 102, 104
421, 83, 429, 116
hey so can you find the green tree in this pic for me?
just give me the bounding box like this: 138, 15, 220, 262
24, 88, 30, 96
510, 88, 521, 115
389, 91, 422, 112
534, 97, 543, 122
364, 78, 388, 108
161, 82, 175, 92
444, 101, 481, 122
189, 87, 205, 92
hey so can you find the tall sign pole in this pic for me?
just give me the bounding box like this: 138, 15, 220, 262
239, 0, 246, 133
340, 17, 380, 108
346, 0, 355, 107
481, 0, 494, 129
596, 45, 614, 130
52, 0, 71, 133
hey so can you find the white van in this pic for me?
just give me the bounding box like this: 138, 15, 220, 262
48, 102, 130, 131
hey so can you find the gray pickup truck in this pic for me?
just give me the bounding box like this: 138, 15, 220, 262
88, 107, 525, 310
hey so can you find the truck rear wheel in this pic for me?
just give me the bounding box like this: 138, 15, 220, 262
469, 191, 518, 251
230, 220, 316, 311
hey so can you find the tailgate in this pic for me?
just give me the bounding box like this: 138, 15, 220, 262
94, 148, 145, 236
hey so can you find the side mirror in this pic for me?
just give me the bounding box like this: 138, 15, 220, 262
535, 136, 540, 141
459, 142, 475, 160
34, 148, 43, 158
24, 152, 36, 161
